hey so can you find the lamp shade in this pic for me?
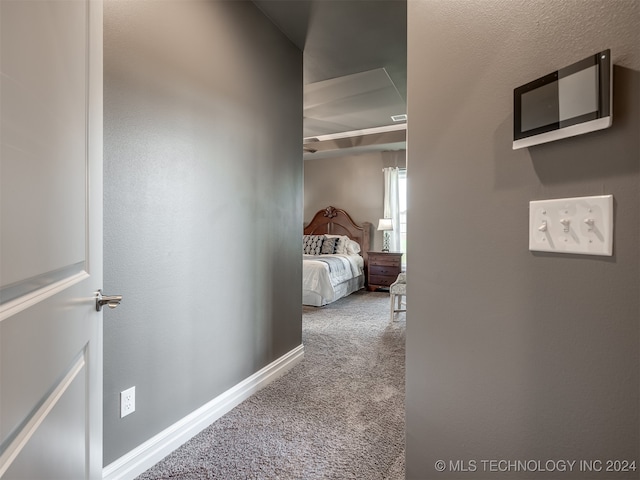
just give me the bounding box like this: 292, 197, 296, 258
377, 218, 393, 231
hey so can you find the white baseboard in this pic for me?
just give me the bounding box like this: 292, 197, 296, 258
103, 344, 304, 480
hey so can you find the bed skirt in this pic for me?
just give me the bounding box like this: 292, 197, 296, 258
302, 274, 365, 307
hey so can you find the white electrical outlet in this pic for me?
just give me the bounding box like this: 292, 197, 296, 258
120, 386, 135, 418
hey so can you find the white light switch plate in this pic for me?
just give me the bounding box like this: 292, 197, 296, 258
529, 195, 613, 256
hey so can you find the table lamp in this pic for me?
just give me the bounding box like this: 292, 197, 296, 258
377, 218, 393, 252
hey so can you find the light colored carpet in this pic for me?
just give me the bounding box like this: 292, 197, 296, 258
136, 290, 405, 479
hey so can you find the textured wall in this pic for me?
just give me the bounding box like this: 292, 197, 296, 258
406, 0, 639, 478
103, 0, 302, 464
304, 150, 405, 250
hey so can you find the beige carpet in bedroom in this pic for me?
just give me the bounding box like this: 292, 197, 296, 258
136, 290, 406, 479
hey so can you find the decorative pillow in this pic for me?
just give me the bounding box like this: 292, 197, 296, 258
345, 239, 361, 254
325, 234, 349, 254
303, 235, 324, 255
320, 236, 339, 254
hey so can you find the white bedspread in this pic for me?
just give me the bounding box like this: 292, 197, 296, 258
302, 253, 364, 304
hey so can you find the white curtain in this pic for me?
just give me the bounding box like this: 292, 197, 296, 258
383, 167, 401, 252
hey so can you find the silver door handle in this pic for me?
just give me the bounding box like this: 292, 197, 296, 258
96, 289, 122, 311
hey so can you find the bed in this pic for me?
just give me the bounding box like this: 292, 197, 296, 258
303, 206, 372, 306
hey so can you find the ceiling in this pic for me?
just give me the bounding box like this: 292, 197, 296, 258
252, 0, 407, 159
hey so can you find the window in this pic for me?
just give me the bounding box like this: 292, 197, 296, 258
399, 168, 407, 266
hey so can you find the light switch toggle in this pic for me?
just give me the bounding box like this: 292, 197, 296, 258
560, 218, 571, 232
537, 221, 548, 232
584, 218, 595, 231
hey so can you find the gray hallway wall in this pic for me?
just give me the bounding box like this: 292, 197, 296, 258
103, 0, 302, 464
406, 1, 639, 478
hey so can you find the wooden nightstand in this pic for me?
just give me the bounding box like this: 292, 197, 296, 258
367, 251, 402, 291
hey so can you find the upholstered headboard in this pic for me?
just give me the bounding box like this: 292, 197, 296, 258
304, 206, 372, 262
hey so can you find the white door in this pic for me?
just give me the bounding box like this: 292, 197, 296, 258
0, 1, 104, 478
